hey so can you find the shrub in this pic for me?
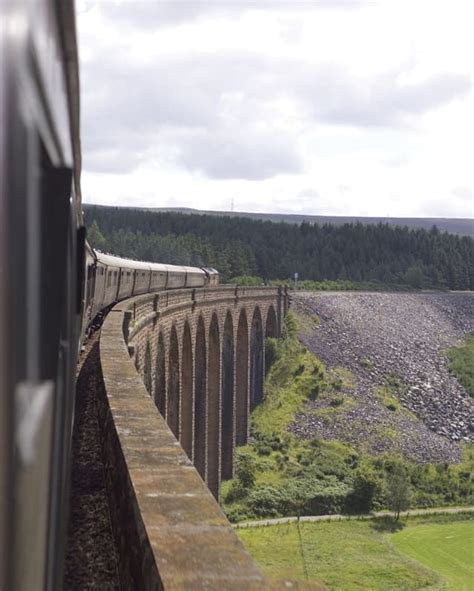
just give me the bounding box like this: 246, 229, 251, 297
265, 337, 280, 373
225, 480, 249, 503
247, 486, 287, 518
235, 451, 257, 489
228, 275, 263, 286
346, 467, 382, 513
224, 505, 249, 523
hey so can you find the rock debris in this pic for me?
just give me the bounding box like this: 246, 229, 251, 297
290, 292, 474, 463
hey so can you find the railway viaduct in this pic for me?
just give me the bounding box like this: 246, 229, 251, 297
124, 285, 288, 497
96, 285, 313, 590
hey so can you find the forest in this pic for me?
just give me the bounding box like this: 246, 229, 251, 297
84, 205, 474, 290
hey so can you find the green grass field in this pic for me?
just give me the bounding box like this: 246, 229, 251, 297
392, 521, 474, 590
237, 517, 474, 590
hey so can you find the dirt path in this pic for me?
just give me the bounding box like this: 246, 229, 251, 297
234, 506, 474, 529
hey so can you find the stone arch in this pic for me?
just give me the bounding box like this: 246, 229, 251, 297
181, 321, 193, 460
221, 311, 235, 480
167, 325, 180, 438
143, 340, 152, 394
207, 313, 221, 498
235, 309, 249, 445
154, 332, 166, 417
250, 306, 264, 408
265, 304, 278, 376
265, 305, 278, 338
194, 316, 207, 481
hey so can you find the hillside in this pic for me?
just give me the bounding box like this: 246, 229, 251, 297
292, 292, 474, 462
144, 206, 473, 237
220, 293, 474, 524
83, 205, 474, 290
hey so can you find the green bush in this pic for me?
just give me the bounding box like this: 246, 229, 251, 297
235, 451, 257, 489
247, 486, 288, 518
223, 505, 249, 522
346, 467, 382, 513
228, 275, 264, 286
265, 337, 280, 373
225, 479, 249, 503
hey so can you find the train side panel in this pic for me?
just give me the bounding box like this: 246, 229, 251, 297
149, 263, 169, 291
81, 243, 96, 336
92, 261, 107, 317
183, 266, 207, 288
165, 265, 187, 290
118, 267, 134, 299
102, 266, 121, 308
132, 264, 152, 295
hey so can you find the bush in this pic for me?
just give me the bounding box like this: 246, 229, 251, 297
247, 487, 287, 518
235, 451, 257, 489
346, 467, 382, 513
265, 337, 280, 373
284, 478, 350, 515
224, 505, 249, 523
228, 275, 264, 286
225, 479, 249, 503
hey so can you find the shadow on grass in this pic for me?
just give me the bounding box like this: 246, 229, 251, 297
371, 516, 406, 533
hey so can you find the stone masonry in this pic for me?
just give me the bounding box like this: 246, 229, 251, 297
125, 285, 288, 497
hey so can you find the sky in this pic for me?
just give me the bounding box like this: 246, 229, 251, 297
77, 0, 474, 218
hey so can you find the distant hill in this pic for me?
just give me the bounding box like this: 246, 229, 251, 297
83, 204, 474, 290
143, 207, 473, 236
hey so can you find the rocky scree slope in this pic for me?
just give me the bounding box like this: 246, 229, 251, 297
291, 292, 474, 463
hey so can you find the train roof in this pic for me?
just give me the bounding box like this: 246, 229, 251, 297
177, 266, 207, 274
149, 262, 172, 273
95, 252, 151, 271
95, 251, 209, 276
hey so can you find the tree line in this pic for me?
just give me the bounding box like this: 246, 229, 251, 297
84, 205, 474, 290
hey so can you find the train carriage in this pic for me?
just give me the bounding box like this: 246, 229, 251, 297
165, 265, 188, 290
131, 260, 153, 296
149, 262, 170, 291
183, 266, 208, 288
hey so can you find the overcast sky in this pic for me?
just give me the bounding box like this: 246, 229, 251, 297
77, 0, 473, 218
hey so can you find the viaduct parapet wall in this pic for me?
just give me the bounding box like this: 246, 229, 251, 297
97, 286, 322, 590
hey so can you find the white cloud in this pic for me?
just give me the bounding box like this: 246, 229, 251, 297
77, 0, 474, 218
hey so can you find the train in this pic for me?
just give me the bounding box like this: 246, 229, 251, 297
0, 1, 217, 590
84, 244, 219, 333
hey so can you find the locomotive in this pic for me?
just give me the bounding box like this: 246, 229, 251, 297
0, 1, 217, 589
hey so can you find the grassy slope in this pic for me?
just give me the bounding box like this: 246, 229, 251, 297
238, 517, 474, 590
221, 313, 474, 521
392, 521, 474, 591
447, 335, 474, 397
